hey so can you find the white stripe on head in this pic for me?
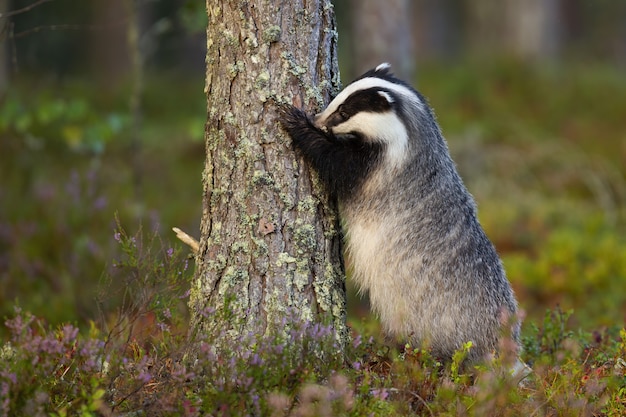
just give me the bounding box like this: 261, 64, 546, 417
332, 111, 409, 168
316, 76, 423, 123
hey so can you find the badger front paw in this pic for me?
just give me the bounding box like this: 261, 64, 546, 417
279, 105, 313, 138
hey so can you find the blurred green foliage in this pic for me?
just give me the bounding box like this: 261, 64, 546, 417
0, 74, 204, 331
0, 92, 128, 154
178, 0, 208, 34
506, 225, 626, 327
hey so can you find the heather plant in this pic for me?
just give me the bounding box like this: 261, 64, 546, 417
0, 222, 192, 416
1, 224, 353, 415
162, 309, 348, 416
2, 224, 626, 416
0, 161, 116, 327
97, 218, 192, 349
0, 309, 107, 416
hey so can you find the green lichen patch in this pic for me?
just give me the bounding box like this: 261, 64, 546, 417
294, 223, 317, 253
276, 251, 297, 267
252, 170, 275, 186
263, 25, 282, 44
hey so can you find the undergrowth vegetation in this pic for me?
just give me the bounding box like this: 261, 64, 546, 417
1, 61, 626, 415
2, 226, 625, 416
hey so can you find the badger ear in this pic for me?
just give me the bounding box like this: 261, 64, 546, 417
378, 90, 394, 104
375, 62, 391, 73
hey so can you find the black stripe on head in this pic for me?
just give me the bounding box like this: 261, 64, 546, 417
325, 88, 395, 129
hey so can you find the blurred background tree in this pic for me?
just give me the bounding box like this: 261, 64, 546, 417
1, 0, 625, 336
343, 0, 415, 79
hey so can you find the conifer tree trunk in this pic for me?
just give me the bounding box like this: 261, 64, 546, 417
189, 1, 348, 350
0, 0, 9, 96
348, 0, 415, 80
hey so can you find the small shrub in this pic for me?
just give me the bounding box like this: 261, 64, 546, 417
0, 309, 107, 417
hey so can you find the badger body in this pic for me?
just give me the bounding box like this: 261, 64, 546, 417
281, 64, 519, 363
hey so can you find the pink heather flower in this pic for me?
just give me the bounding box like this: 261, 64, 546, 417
137, 370, 152, 384
371, 388, 389, 400
62, 325, 79, 343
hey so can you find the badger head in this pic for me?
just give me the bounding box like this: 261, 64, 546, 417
314, 63, 426, 168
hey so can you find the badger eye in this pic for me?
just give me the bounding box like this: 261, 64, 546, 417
327, 107, 350, 128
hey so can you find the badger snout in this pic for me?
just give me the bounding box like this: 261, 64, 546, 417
313, 114, 329, 132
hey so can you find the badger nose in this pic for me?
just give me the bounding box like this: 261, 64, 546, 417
313, 114, 328, 132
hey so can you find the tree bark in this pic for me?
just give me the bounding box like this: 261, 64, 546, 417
412, 0, 462, 61
0, 0, 8, 97
189, 0, 348, 351
347, 0, 415, 80
90, 0, 130, 88
503, 0, 561, 61
464, 0, 562, 61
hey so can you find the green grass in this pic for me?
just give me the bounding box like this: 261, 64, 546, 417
1, 60, 626, 414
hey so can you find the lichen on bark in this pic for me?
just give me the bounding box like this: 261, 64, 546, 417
190, 0, 348, 352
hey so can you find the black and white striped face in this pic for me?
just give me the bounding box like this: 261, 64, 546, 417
314, 63, 424, 167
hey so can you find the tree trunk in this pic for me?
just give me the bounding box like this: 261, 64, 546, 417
90, 0, 130, 89
412, 0, 462, 61
503, 0, 561, 61
347, 0, 415, 80
189, 0, 348, 351
0, 0, 8, 97
464, 0, 562, 61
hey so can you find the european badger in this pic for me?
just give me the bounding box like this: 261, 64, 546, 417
280, 63, 520, 364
